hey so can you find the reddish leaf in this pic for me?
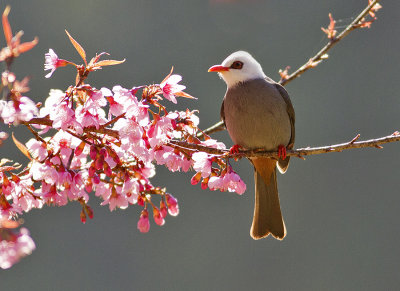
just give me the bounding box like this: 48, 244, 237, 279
95, 59, 126, 67
2, 6, 12, 46
65, 30, 87, 65
17, 37, 39, 54
12, 133, 32, 160
174, 91, 197, 99
161, 66, 174, 84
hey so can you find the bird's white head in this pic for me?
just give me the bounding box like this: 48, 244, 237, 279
208, 51, 266, 88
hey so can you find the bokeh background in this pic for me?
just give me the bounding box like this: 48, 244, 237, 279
2, 0, 399, 290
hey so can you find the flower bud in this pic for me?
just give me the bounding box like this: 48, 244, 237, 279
153, 207, 165, 226
90, 145, 97, 160
94, 154, 104, 170
137, 209, 150, 233
137, 195, 145, 206
86, 205, 94, 219
75, 141, 86, 156
165, 194, 179, 216
160, 199, 168, 218
80, 209, 87, 224
92, 174, 100, 184
190, 172, 202, 185
103, 162, 112, 177
88, 164, 96, 177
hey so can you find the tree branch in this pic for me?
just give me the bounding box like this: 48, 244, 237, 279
199, 0, 381, 137
169, 132, 400, 160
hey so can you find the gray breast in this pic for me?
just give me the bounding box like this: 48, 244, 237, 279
223, 78, 291, 150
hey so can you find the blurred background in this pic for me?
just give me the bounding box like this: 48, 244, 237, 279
1, 0, 399, 290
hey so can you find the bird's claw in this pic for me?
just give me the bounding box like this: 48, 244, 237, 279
229, 144, 242, 155
278, 145, 287, 160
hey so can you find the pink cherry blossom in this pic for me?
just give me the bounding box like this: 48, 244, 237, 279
207, 176, 224, 191
44, 49, 69, 78
192, 152, 212, 178
137, 209, 150, 233
200, 138, 226, 150
26, 139, 48, 161
0, 96, 38, 124
222, 170, 246, 195
0, 226, 36, 269
160, 74, 186, 104
207, 168, 246, 195
100, 186, 129, 211
122, 178, 139, 204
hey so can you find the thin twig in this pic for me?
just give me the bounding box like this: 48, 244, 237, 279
199, 0, 381, 137
169, 132, 400, 159
280, 0, 381, 85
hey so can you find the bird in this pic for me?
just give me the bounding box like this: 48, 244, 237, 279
208, 51, 295, 240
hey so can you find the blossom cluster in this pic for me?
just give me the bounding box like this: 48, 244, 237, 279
0, 8, 247, 269
0, 219, 35, 269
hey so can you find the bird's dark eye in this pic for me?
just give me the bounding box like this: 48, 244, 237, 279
230, 61, 243, 69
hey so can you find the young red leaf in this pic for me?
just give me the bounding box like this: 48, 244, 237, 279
12, 133, 32, 160
95, 59, 126, 67
174, 91, 197, 99
65, 30, 87, 65
17, 37, 39, 54
2, 6, 12, 46
160, 66, 174, 84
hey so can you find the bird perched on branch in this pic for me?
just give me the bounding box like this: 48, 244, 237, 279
208, 51, 295, 240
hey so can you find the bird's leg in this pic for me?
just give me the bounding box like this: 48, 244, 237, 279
229, 144, 242, 155
278, 145, 287, 160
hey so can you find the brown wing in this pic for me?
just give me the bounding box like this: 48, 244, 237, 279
274, 83, 295, 173
220, 99, 226, 126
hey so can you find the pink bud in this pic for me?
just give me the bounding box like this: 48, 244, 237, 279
88, 164, 96, 177
92, 174, 100, 184
103, 162, 112, 177
80, 209, 87, 224
94, 154, 104, 170
201, 177, 209, 190
160, 199, 168, 218
75, 141, 86, 156
165, 194, 179, 216
153, 207, 165, 226
99, 148, 108, 158
85, 181, 93, 193
190, 172, 202, 185
86, 205, 94, 219
137, 195, 145, 206
90, 145, 97, 160
137, 209, 150, 233
108, 148, 121, 165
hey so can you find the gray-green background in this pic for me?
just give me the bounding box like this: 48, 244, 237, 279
2, 0, 399, 290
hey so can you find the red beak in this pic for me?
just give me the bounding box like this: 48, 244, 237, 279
208, 65, 230, 72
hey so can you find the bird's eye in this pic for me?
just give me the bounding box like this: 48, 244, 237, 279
230, 61, 243, 69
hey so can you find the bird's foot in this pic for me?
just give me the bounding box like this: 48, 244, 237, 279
229, 144, 242, 155
278, 145, 287, 160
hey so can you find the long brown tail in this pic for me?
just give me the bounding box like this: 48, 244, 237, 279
250, 157, 286, 240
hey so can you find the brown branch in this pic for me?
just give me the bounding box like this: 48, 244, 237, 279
169, 132, 400, 159
199, 0, 381, 137
26, 117, 399, 160
24, 117, 119, 138
280, 0, 381, 86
